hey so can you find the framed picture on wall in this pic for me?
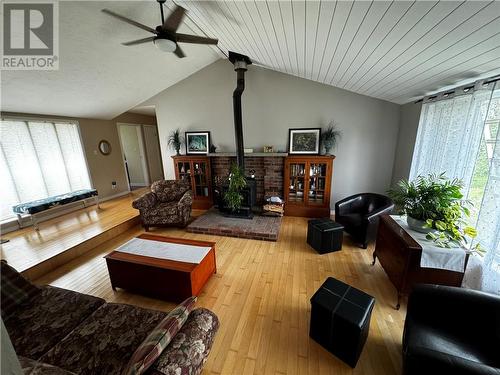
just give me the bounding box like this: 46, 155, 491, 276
185, 131, 211, 155
288, 128, 321, 155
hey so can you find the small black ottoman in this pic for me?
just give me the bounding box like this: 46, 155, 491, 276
309, 277, 375, 368
307, 218, 343, 254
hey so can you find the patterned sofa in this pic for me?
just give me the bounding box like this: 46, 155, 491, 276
133, 180, 193, 230
1, 261, 219, 375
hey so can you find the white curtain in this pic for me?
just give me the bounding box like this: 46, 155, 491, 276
409, 79, 500, 295
466, 86, 500, 295
0, 119, 92, 221
410, 82, 494, 193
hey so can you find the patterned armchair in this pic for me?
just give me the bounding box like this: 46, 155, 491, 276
132, 180, 193, 230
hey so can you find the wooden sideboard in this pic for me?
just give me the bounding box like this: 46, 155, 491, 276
373, 215, 469, 310
283, 155, 334, 217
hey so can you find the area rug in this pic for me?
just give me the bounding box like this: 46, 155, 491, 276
187, 208, 282, 241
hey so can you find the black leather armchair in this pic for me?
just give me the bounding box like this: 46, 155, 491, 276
403, 284, 500, 375
334, 193, 394, 248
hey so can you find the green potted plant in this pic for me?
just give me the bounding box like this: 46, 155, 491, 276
223, 163, 247, 213
388, 173, 480, 249
321, 122, 342, 155
167, 128, 184, 155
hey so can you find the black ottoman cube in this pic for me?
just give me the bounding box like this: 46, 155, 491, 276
310, 277, 375, 368
307, 218, 343, 254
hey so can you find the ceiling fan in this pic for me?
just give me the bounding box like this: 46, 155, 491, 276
101, 0, 218, 58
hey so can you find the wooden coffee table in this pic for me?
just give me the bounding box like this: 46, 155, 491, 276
105, 234, 216, 302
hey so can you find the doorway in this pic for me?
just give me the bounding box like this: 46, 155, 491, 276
142, 125, 164, 182
117, 123, 164, 191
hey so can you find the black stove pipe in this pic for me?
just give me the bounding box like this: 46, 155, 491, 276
233, 69, 246, 170
229, 51, 252, 171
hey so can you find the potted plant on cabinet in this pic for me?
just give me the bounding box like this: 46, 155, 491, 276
388, 173, 480, 250
321, 121, 342, 155
168, 128, 184, 155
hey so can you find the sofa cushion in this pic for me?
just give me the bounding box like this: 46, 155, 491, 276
150, 308, 220, 375
1, 260, 41, 320
123, 297, 197, 375
40, 303, 166, 375
141, 202, 182, 226
150, 202, 179, 217
18, 356, 77, 375
4, 286, 105, 359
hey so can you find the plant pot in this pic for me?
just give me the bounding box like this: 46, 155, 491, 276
406, 216, 432, 233
323, 141, 333, 155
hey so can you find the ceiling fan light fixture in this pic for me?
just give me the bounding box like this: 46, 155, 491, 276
154, 37, 176, 52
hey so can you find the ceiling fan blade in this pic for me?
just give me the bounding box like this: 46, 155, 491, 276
174, 45, 186, 58
122, 36, 155, 46
175, 33, 218, 45
102, 9, 157, 34
162, 5, 185, 32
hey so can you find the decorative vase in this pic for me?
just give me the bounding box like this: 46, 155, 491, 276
176, 148, 180, 156
407, 216, 433, 233
323, 140, 333, 155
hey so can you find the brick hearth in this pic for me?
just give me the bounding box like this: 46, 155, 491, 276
210, 155, 285, 204
187, 208, 282, 241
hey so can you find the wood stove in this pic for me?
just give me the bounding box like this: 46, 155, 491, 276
217, 51, 257, 218
215, 178, 257, 219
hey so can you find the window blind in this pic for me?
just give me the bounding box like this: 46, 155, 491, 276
0, 119, 91, 221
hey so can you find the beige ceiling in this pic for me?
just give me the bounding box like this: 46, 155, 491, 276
3, 1, 500, 120
1, 1, 219, 119
179, 0, 500, 104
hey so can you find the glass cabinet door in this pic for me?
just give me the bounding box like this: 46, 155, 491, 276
192, 161, 210, 198
307, 163, 327, 205
177, 161, 191, 182
288, 162, 306, 204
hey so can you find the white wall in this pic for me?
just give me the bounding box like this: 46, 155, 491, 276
391, 102, 422, 185
1, 319, 22, 374
143, 124, 164, 183
147, 59, 401, 205
119, 124, 148, 186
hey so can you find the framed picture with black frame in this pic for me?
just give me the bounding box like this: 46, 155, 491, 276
288, 128, 321, 155
185, 131, 211, 155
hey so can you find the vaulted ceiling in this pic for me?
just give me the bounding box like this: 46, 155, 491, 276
2, 1, 500, 119
179, 0, 500, 104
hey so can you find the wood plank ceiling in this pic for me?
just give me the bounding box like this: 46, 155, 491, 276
174, 0, 500, 104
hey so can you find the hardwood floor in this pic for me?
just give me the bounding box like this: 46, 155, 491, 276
35, 216, 406, 375
1, 191, 146, 273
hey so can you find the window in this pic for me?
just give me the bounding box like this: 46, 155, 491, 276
469, 115, 499, 225
0, 118, 92, 221
409, 79, 500, 295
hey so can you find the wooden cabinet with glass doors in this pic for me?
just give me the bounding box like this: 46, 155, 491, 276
284, 155, 334, 217
172, 156, 212, 209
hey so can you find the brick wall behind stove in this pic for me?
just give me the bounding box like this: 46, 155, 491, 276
263, 157, 284, 199
210, 156, 284, 205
